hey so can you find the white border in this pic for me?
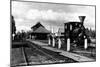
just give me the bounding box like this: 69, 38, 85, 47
0, 0, 99, 67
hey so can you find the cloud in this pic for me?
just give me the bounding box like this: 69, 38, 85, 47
16, 26, 31, 32
26, 9, 74, 21
26, 9, 59, 20
26, 9, 94, 26
15, 8, 95, 31
12, 1, 95, 31
26, 9, 91, 21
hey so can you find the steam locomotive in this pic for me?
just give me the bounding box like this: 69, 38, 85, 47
64, 16, 91, 47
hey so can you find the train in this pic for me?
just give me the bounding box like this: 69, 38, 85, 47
64, 16, 91, 47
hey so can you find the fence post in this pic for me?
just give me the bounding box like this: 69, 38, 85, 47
84, 38, 88, 49
67, 38, 70, 51
48, 37, 51, 45
52, 36, 55, 47
58, 37, 61, 49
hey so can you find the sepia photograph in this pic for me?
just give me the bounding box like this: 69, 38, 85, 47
11, 0, 96, 67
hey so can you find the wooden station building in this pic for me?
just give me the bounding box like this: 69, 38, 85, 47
30, 22, 50, 40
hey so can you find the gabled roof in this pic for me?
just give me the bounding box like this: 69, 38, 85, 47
33, 26, 50, 33
31, 22, 44, 31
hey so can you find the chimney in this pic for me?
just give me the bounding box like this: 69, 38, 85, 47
79, 16, 86, 25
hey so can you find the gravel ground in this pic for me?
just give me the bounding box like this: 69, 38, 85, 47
70, 46, 96, 59
35, 40, 96, 60
11, 41, 77, 66
26, 42, 77, 65
11, 48, 26, 66
24, 47, 62, 65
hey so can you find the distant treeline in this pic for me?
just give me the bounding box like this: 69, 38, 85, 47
85, 28, 96, 38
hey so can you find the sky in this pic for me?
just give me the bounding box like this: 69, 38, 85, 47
11, 0, 95, 33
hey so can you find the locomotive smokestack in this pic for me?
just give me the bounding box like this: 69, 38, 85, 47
79, 16, 86, 25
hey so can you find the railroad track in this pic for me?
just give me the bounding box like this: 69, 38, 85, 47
30, 43, 58, 61
21, 41, 60, 66
21, 46, 29, 66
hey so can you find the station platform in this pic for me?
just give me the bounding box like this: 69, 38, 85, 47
26, 39, 95, 62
